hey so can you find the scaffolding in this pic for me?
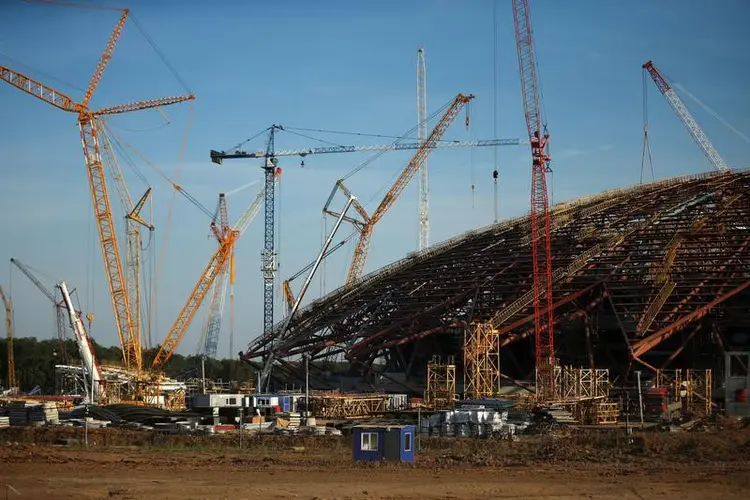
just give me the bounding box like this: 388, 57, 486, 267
463, 323, 499, 399
424, 355, 457, 408
309, 392, 389, 419
655, 368, 713, 417
551, 366, 610, 402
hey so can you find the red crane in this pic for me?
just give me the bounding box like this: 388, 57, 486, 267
512, 0, 555, 401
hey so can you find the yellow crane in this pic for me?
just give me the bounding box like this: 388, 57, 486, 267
0, 8, 194, 373
0, 285, 16, 391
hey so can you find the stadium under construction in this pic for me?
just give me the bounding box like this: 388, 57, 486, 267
244, 168, 750, 396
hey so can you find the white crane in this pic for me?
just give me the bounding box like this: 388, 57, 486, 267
198, 178, 275, 359
58, 282, 105, 403
417, 48, 429, 250
643, 60, 729, 172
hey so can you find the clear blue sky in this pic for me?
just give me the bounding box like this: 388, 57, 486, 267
1, 0, 748, 360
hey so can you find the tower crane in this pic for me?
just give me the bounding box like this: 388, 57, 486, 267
10, 258, 74, 364
153, 173, 278, 366
211, 124, 521, 341
417, 48, 429, 250
0, 7, 194, 373
642, 60, 729, 173
512, 0, 556, 401
197, 178, 276, 359
0, 285, 15, 391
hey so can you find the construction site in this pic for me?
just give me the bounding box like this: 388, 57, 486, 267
1, 1, 749, 499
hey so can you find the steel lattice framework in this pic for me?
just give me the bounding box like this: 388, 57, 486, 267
242, 170, 750, 386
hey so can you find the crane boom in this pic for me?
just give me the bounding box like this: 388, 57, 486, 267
9, 258, 56, 303
153, 235, 235, 366
10, 258, 72, 362
83, 8, 129, 107
0, 66, 79, 112
642, 60, 728, 172
513, 0, 556, 401
58, 281, 105, 402
200, 178, 274, 358
211, 137, 520, 163
345, 94, 474, 286
200, 270, 229, 358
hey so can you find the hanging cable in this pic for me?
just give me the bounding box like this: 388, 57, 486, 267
342, 97, 452, 182
492, 1, 499, 222
285, 126, 420, 141
470, 141, 476, 210
673, 82, 750, 145
130, 13, 192, 95
154, 100, 195, 346
0, 50, 85, 95
226, 127, 272, 153
640, 69, 655, 183
282, 129, 346, 148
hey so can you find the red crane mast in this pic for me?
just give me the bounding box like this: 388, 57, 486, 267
512, 0, 555, 400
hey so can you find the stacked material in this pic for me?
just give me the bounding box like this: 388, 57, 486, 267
424, 406, 532, 438
27, 406, 47, 426
545, 404, 578, 424
43, 402, 60, 424
6, 401, 32, 425
0, 416, 9, 428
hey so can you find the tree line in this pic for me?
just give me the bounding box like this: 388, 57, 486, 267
0, 337, 255, 393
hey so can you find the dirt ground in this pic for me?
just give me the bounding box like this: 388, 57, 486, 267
1, 425, 749, 499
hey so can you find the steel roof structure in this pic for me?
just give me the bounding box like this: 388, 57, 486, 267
242, 169, 750, 386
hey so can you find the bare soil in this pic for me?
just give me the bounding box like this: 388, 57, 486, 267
1, 423, 749, 499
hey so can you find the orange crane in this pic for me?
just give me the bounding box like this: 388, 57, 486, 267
512, 0, 555, 400
340, 94, 475, 286
153, 171, 280, 366
0, 8, 194, 373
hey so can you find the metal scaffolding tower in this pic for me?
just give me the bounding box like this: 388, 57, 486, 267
417, 48, 429, 250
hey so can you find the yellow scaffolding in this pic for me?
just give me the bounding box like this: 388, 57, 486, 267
424, 355, 457, 408
656, 368, 713, 417
463, 323, 499, 399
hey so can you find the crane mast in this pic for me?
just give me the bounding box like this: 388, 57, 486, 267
199, 193, 231, 358
417, 48, 429, 250
0, 286, 15, 390
0, 6, 194, 374
97, 120, 155, 348
211, 118, 517, 359
512, 0, 555, 401
642, 60, 729, 172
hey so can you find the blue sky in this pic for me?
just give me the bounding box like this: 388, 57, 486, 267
1, 0, 748, 360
